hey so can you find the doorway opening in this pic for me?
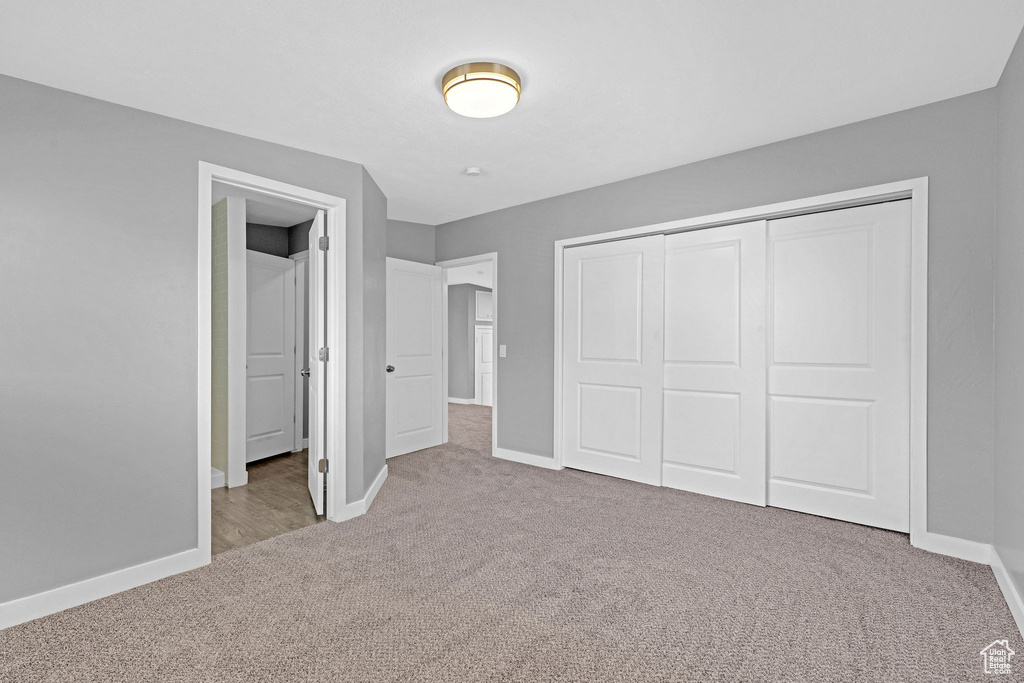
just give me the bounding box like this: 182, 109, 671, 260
440, 254, 498, 456
197, 163, 347, 563
208, 184, 322, 554
381, 252, 499, 462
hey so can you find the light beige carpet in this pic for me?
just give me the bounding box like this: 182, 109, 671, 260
1, 404, 1019, 681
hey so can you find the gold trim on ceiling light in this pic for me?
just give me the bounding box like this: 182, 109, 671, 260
442, 62, 522, 117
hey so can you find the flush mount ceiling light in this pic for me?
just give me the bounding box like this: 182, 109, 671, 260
442, 62, 521, 118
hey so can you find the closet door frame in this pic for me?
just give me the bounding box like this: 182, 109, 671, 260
553, 177, 930, 549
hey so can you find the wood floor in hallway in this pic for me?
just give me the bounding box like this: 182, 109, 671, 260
211, 450, 323, 555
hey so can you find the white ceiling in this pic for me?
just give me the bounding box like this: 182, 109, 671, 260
446, 262, 493, 289
3, 1, 1023, 225
212, 183, 318, 227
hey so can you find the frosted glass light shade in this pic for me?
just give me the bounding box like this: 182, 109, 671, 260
442, 63, 521, 118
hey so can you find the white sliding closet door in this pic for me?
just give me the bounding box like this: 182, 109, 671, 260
662, 221, 767, 505
767, 201, 911, 532
562, 235, 665, 485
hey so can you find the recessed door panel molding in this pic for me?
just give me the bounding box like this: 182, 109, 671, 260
662, 221, 767, 505
664, 240, 741, 365
770, 224, 874, 367
578, 252, 644, 363
769, 396, 873, 493
767, 200, 911, 532
386, 257, 444, 458
663, 390, 739, 473
395, 270, 435, 359
562, 235, 664, 485
245, 250, 296, 464
578, 383, 642, 460
394, 374, 436, 436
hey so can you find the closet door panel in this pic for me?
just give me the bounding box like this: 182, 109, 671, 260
767, 200, 911, 532
562, 235, 665, 485
662, 221, 767, 505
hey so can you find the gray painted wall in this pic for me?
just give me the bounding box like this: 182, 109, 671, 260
448, 285, 491, 400
246, 222, 290, 258
360, 169, 388, 496
436, 90, 998, 543
995, 29, 1024, 605
287, 218, 314, 256
0, 74, 378, 603
387, 219, 435, 264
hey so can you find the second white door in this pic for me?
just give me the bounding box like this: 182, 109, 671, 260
245, 250, 296, 463
386, 258, 444, 458
475, 325, 493, 407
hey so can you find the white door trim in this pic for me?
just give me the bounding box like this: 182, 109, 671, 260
224, 197, 248, 488
553, 177, 930, 547
199, 161, 350, 547
437, 253, 498, 456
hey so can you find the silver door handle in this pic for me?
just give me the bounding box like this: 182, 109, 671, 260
301, 369, 310, 378
386, 365, 395, 373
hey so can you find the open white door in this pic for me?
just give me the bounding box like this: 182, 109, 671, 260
475, 325, 494, 407
661, 221, 767, 505
307, 211, 326, 515
245, 251, 296, 462
562, 235, 665, 485
386, 257, 443, 458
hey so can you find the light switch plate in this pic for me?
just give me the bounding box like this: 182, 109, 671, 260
499, 344, 507, 358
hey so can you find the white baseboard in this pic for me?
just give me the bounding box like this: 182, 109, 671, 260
448, 397, 475, 405
226, 470, 248, 488
302, 437, 309, 450
493, 447, 563, 470
991, 547, 1024, 639
0, 548, 206, 631
912, 531, 992, 564
364, 464, 388, 509
328, 465, 388, 523
210, 467, 225, 489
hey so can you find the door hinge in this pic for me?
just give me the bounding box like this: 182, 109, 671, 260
318, 458, 328, 473
319, 236, 329, 251
319, 347, 329, 362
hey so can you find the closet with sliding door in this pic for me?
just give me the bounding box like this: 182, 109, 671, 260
561, 200, 912, 532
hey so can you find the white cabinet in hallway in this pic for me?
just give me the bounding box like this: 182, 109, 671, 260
560, 200, 913, 532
